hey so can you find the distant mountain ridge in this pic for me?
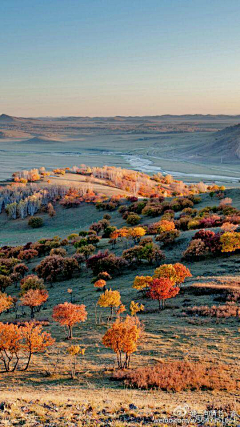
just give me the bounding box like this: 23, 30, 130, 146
2, 113, 240, 121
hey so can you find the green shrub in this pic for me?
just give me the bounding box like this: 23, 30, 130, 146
28, 217, 43, 228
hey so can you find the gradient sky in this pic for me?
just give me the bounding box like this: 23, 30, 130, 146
1, 0, 240, 117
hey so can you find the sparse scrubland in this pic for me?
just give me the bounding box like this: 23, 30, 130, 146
0, 165, 239, 425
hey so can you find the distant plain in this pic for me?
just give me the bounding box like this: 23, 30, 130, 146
1, 114, 240, 185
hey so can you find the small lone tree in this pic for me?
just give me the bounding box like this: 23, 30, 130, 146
97, 289, 121, 320
52, 302, 87, 339
130, 301, 144, 316
94, 279, 107, 291
128, 227, 146, 244
20, 289, 49, 318
67, 345, 85, 379
102, 315, 142, 369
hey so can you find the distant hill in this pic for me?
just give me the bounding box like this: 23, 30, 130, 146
212, 123, 240, 160
0, 114, 18, 123
183, 123, 240, 163
22, 136, 62, 144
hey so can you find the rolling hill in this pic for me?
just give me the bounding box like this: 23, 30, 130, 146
182, 123, 240, 163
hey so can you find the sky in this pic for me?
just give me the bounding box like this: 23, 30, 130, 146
1, 0, 240, 117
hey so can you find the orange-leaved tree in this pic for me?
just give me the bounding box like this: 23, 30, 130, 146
20, 289, 49, 318
153, 263, 191, 285
0, 292, 13, 315
0, 322, 22, 372
102, 315, 143, 368
221, 222, 238, 232
52, 302, 87, 339
158, 220, 175, 232
0, 322, 54, 372
94, 279, 107, 291
97, 289, 121, 320
21, 322, 55, 371
148, 278, 180, 310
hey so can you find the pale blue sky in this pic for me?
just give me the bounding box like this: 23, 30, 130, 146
1, 0, 240, 116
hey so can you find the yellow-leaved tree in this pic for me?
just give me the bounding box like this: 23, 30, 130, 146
102, 315, 143, 368
97, 289, 121, 319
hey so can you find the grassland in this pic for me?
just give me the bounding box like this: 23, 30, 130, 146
0, 186, 240, 425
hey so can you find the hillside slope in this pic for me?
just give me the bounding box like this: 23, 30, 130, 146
182, 123, 240, 163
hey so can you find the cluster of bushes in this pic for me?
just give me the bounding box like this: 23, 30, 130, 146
122, 242, 165, 266
113, 360, 236, 391
176, 204, 240, 231
96, 200, 120, 211
36, 255, 80, 282
118, 196, 200, 222
183, 229, 240, 260
86, 250, 128, 276
0, 258, 29, 291
0, 236, 68, 261
142, 196, 199, 217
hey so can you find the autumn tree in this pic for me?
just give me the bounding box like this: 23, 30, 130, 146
47, 203, 56, 217
67, 345, 85, 379
220, 232, 240, 253
158, 220, 175, 232
109, 230, 120, 247
102, 315, 142, 368
52, 302, 87, 339
13, 263, 29, 278
77, 244, 96, 260
133, 276, 153, 292
116, 304, 126, 318
36, 255, 79, 282
21, 322, 55, 371
94, 279, 107, 291
126, 213, 141, 225
0, 323, 22, 372
221, 222, 238, 232
0, 275, 12, 292
20, 275, 45, 296
97, 289, 121, 319
148, 278, 180, 310
130, 301, 144, 316
153, 263, 191, 285
20, 289, 49, 318
0, 292, 13, 315
128, 227, 146, 244
0, 322, 54, 372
